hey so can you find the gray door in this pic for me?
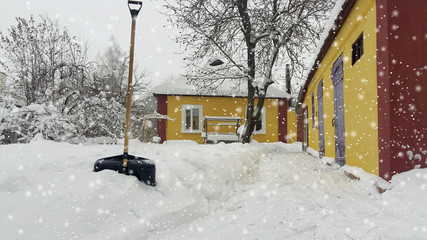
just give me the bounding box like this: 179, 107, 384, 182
331, 54, 346, 166
317, 80, 325, 158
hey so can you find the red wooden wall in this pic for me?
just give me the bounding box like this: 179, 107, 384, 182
376, 0, 427, 180
278, 99, 288, 143
156, 95, 167, 143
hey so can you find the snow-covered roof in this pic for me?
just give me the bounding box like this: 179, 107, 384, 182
297, 0, 354, 104
305, 0, 349, 74
152, 77, 289, 99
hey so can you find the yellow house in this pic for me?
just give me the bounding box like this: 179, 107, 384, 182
153, 78, 291, 144
297, 0, 427, 180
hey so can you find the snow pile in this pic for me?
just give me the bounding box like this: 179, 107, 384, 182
0, 140, 266, 239
1, 140, 426, 239
384, 169, 427, 223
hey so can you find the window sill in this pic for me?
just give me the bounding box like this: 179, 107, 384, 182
253, 131, 266, 135
181, 130, 202, 134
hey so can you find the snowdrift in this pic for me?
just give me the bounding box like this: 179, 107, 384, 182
1, 140, 426, 239
0, 140, 267, 239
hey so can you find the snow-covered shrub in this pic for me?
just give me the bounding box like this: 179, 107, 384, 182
56, 90, 126, 140
76, 96, 125, 138
0, 91, 145, 144
0, 101, 10, 125
0, 103, 78, 143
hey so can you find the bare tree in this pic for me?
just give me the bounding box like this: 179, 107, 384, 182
91, 37, 151, 139
0, 15, 89, 105
165, 0, 335, 143
95, 37, 129, 105
95, 37, 149, 105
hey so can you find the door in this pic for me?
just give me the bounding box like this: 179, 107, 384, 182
331, 54, 346, 166
303, 108, 309, 151
317, 80, 325, 158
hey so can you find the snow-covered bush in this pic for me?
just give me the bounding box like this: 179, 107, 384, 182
76, 96, 125, 138
54, 90, 126, 140
0, 103, 78, 143
0, 16, 150, 144
0, 101, 9, 125
0, 89, 148, 144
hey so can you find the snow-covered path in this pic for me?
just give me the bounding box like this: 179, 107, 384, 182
153, 143, 426, 239
0, 140, 426, 239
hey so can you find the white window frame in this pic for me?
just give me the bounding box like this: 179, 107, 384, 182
246, 106, 266, 135
181, 104, 203, 133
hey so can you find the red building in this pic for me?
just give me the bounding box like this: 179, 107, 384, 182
296, 0, 427, 180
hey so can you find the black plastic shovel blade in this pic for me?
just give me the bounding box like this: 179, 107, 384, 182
94, 155, 156, 186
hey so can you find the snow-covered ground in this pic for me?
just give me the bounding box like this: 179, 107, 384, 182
1, 140, 426, 239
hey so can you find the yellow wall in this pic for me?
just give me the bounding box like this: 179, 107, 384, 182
303, 0, 379, 175
302, 88, 319, 150
287, 109, 298, 143
165, 95, 280, 144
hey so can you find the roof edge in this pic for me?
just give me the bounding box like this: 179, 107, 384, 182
153, 93, 288, 99
297, 0, 357, 104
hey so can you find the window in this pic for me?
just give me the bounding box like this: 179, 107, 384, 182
352, 32, 364, 65
312, 92, 315, 129
181, 105, 203, 133
247, 106, 266, 134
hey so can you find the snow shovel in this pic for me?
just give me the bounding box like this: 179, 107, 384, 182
94, 0, 156, 186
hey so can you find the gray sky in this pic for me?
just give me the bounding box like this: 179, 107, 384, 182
0, 0, 185, 86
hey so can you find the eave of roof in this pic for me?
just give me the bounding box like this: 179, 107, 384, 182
152, 77, 290, 99
297, 0, 357, 105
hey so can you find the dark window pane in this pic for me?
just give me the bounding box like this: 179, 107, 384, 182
185, 109, 191, 129
352, 33, 363, 65
256, 118, 262, 131
192, 108, 199, 130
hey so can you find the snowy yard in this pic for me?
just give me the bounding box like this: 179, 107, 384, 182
1, 140, 426, 239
